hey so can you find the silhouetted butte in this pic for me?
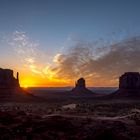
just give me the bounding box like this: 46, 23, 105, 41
71, 78, 93, 94
0, 68, 19, 88
0, 68, 36, 101
115, 72, 140, 97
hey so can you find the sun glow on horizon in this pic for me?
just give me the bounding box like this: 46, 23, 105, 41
20, 77, 37, 87
19, 73, 72, 87
22, 85, 28, 89
19, 73, 118, 88
9, 31, 123, 88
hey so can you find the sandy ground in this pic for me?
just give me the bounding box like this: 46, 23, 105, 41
0, 90, 140, 139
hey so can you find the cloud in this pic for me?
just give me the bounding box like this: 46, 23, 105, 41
10, 31, 44, 76
8, 31, 140, 86
49, 37, 140, 86
9, 31, 70, 84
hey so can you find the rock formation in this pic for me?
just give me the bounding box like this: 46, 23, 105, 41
71, 78, 93, 94
115, 72, 140, 96
119, 72, 140, 90
0, 68, 19, 88
0, 68, 37, 101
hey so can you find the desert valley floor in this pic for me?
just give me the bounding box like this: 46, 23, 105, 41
0, 88, 140, 140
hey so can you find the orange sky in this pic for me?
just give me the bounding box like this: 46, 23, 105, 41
0, 1, 139, 88
18, 71, 119, 88
2, 32, 139, 88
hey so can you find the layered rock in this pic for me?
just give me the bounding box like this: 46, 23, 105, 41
71, 78, 93, 94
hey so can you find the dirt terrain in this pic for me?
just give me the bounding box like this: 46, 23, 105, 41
0, 89, 140, 140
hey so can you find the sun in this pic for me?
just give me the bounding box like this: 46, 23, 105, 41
20, 77, 36, 87
23, 85, 28, 88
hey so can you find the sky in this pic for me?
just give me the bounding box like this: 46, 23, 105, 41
0, 0, 140, 87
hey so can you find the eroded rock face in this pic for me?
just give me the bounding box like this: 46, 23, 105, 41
0, 68, 20, 88
119, 72, 140, 90
71, 78, 93, 94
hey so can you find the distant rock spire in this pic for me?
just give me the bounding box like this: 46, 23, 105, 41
71, 77, 93, 94
17, 72, 19, 81
75, 78, 86, 88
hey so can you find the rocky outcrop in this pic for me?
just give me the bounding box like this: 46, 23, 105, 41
115, 72, 140, 97
0, 68, 19, 88
71, 78, 93, 94
0, 68, 21, 97
119, 72, 140, 90
76, 78, 86, 88
0, 68, 38, 101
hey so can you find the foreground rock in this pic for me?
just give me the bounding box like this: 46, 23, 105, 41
71, 78, 93, 94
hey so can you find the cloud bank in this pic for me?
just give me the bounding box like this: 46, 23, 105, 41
10, 31, 45, 75
8, 31, 140, 86
50, 37, 140, 86
9, 31, 69, 84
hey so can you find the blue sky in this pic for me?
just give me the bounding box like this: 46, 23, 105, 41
0, 0, 140, 49
0, 0, 140, 86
